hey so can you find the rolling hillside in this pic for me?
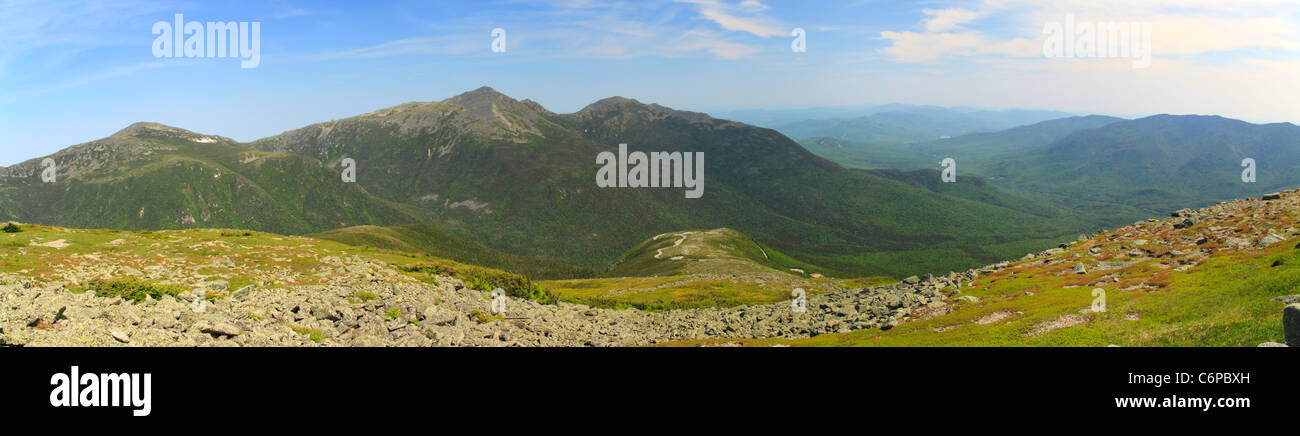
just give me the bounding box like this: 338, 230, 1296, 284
982, 115, 1300, 218
0, 123, 430, 235
773, 106, 1073, 145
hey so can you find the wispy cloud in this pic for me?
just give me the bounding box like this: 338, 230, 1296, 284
310, 35, 480, 60
879, 0, 1300, 63
675, 0, 785, 37
921, 8, 979, 33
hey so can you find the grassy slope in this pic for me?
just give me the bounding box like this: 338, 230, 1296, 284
661, 194, 1300, 347
0, 223, 545, 303
602, 228, 822, 277
781, 240, 1296, 347
311, 223, 594, 280
540, 227, 893, 311
540, 275, 851, 311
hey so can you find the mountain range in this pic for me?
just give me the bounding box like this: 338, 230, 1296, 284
765, 105, 1075, 145
2, 87, 1295, 282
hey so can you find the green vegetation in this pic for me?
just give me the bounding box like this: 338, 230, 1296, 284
246, 89, 1098, 278
799, 114, 1300, 231
662, 220, 1300, 347
468, 310, 493, 324
0, 224, 564, 309
312, 224, 593, 280
773, 106, 1072, 146
88, 278, 185, 303
0, 123, 433, 237
400, 261, 558, 305
289, 325, 328, 342
603, 228, 825, 278
542, 274, 835, 311
978, 115, 1300, 223
10, 91, 1293, 286
2, 223, 20, 233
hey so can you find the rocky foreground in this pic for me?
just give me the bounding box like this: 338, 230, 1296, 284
5, 188, 1300, 346
0, 261, 966, 346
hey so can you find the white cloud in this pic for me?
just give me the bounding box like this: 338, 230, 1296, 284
311, 36, 479, 60
1148, 15, 1300, 55
880, 30, 1038, 62
668, 30, 760, 59
921, 8, 980, 33
675, 0, 785, 37
880, 0, 1300, 62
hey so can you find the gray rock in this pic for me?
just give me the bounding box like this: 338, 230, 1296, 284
200, 322, 242, 338
1073, 263, 1087, 274
1272, 295, 1300, 305
1257, 342, 1288, 347
1258, 234, 1284, 248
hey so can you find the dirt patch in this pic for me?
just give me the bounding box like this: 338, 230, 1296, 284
932, 323, 963, 333
29, 239, 70, 249
1023, 313, 1093, 337
974, 310, 1015, 325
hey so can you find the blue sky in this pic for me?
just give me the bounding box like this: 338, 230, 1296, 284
1, 0, 1297, 165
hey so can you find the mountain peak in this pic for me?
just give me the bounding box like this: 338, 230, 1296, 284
575, 96, 739, 128
579, 96, 642, 113
444, 86, 515, 108
113, 122, 196, 138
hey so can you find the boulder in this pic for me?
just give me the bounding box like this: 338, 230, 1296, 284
199, 321, 242, 338
1257, 234, 1284, 248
